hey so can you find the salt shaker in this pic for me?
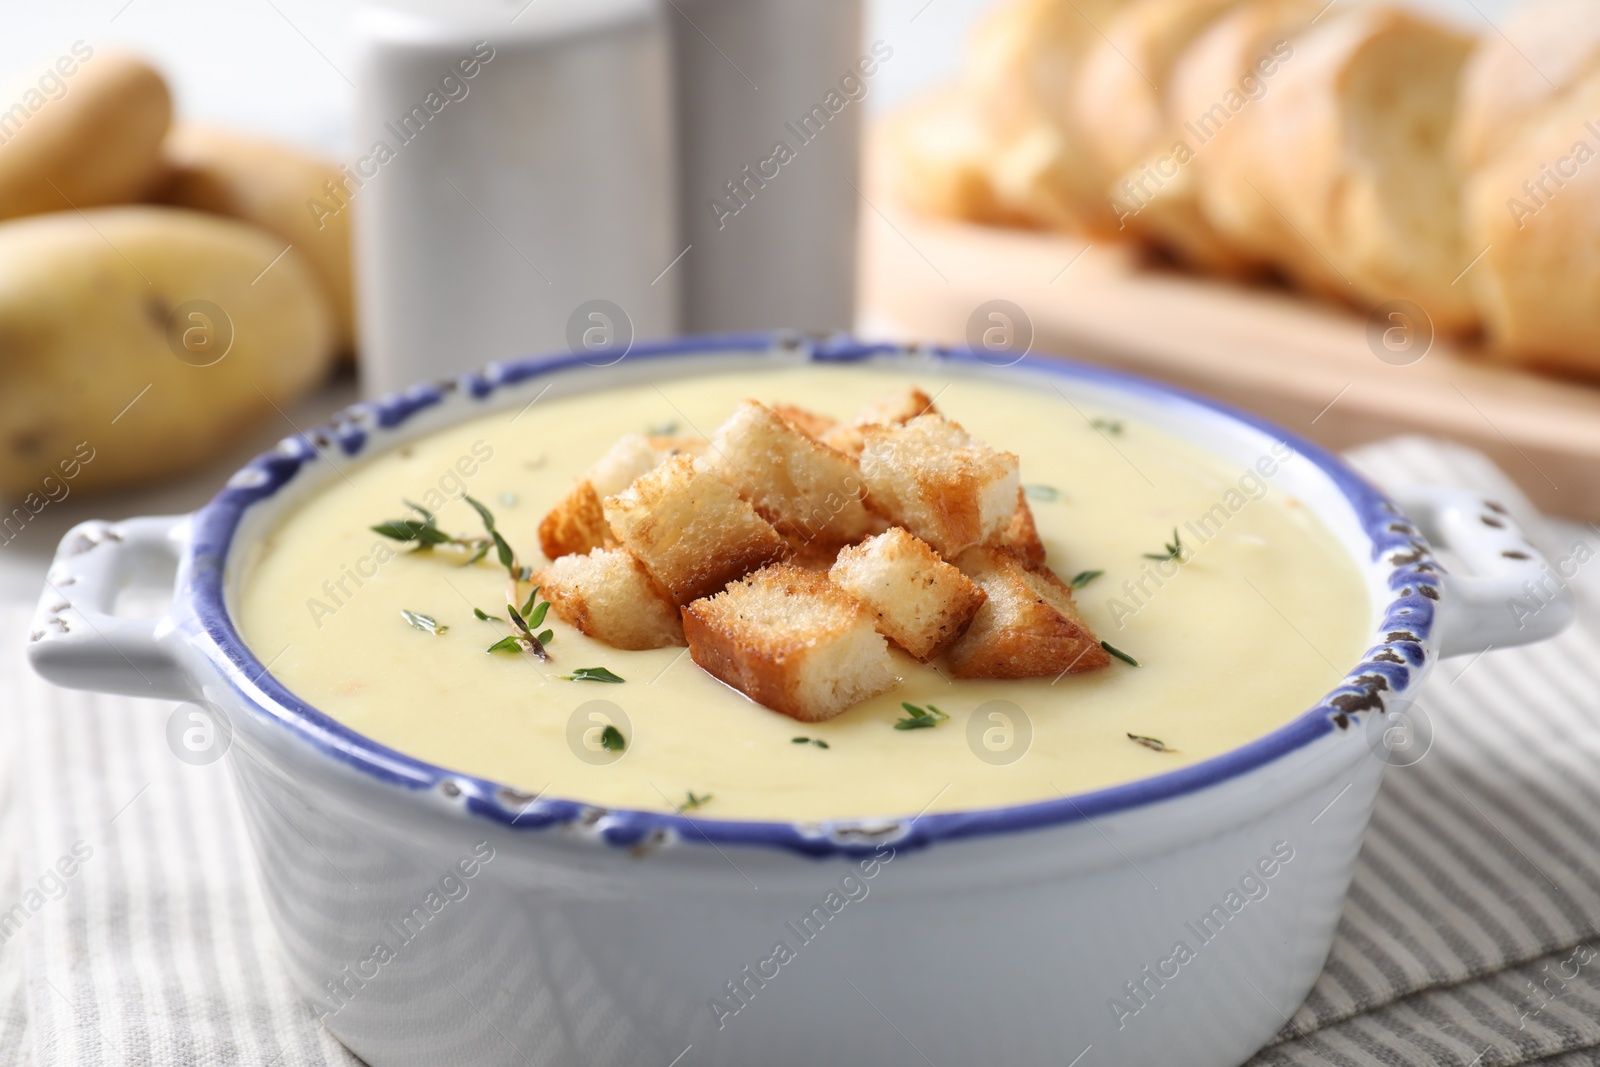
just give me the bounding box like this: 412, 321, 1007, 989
350, 0, 680, 396
666, 0, 869, 335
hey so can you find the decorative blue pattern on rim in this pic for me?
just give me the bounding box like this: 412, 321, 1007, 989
185, 332, 1439, 859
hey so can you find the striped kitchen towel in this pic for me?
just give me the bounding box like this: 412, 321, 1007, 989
0, 435, 1597, 1067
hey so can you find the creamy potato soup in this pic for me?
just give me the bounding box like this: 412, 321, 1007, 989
238, 366, 1369, 822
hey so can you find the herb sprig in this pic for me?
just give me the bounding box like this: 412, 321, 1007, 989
677, 791, 713, 812
1101, 641, 1141, 667
1143, 527, 1184, 563
1091, 418, 1124, 436
599, 725, 627, 752
1070, 570, 1103, 589
1128, 733, 1176, 753
1023, 484, 1060, 502
400, 609, 447, 635
792, 736, 831, 749
894, 703, 949, 731
563, 666, 625, 684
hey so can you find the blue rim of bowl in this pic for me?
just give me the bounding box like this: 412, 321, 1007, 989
187, 331, 1439, 858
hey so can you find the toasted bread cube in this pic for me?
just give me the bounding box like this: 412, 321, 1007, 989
822, 387, 940, 457
992, 489, 1046, 565
537, 481, 611, 561
829, 528, 987, 661
538, 435, 705, 560
771, 404, 838, 441
859, 414, 1020, 557
536, 548, 684, 650
683, 564, 898, 722
705, 400, 877, 549
946, 547, 1110, 678
603, 455, 788, 606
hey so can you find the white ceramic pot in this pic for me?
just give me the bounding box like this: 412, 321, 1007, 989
26, 334, 1572, 1067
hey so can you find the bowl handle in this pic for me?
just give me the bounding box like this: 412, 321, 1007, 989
1391, 485, 1575, 658
26, 515, 197, 700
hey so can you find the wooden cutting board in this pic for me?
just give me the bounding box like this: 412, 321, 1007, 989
857, 199, 1600, 522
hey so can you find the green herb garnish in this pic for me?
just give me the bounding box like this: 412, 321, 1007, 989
1023, 484, 1060, 502
1070, 569, 1103, 589
1142, 527, 1184, 563
894, 702, 949, 731
400, 609, 447, 635
677, 790, 713, 812
486, 635, 526, 654
1091, 418, 1124, 435
791, 736, 830, 749
1101, 641, 1141, 667
473, 607, 499, 622
1128, 733, 1175, 753
504, 603, 550, 661
564, 667, 625, 684
599, 724, 627, 752
372, 518, 453, 546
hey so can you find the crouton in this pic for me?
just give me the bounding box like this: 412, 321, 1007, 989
603, 455, 788, 606
830, 528, 987, 660
705, 400, 877, 549
992, 489, 1046, 565
822, 387, 940, 457
537, 480, 611, 562
538, 434, 705, 559
536, 548, 684, 650
859, 414, 1020, 557
945, 547, 1110, 678
771, 404, 838, 441
683, 564, 898, 722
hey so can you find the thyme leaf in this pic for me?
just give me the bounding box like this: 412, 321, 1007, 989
1023, 484, 1060, 502
400, 609, 447, 635
1101, 641, 1141, 667
1091, 418, 1124, 436
894, 702, 949, 731
563, 667, 625, 684
1142, 527, 1184, 563
1070, 569, 1103, 589
1128, 733, 1176, 753
473, 607, 498, 622
677, 790, 713, 812
792, 736, 831, 749
372, 519, 452, 546
599, 724, 626, 752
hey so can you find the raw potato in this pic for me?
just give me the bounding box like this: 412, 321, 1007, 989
0, 49, 171, 220
154, 123, 356, 351
0, 206, 335, 496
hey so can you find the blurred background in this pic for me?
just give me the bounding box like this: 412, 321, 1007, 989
0, 0, 1588, 609
0, 0, 1511, 147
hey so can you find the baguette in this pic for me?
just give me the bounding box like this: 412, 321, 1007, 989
1207, 5, 1477, 329
1461, 71, 1600, 376
966, 0, 1133, 233
1121, 0, 1317, 273
1075, 0, 1247, 185
1454, 0, 1600, 173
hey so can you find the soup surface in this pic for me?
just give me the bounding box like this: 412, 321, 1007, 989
238, 365, 1370, 821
